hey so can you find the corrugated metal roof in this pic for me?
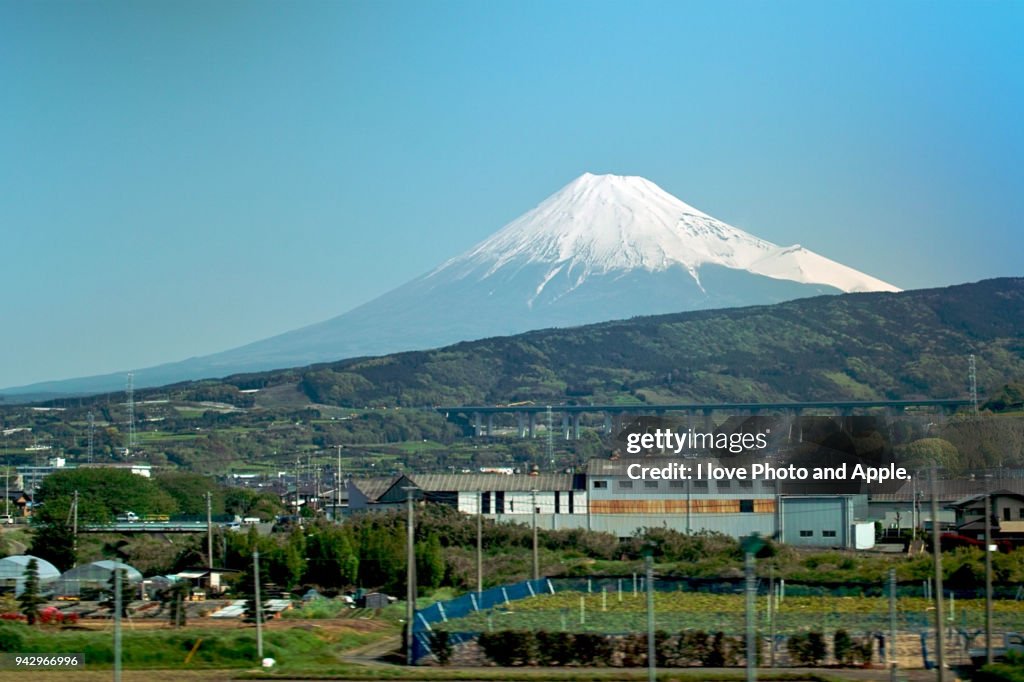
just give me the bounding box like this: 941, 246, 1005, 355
350, 477, 398, 501
586, 457, 740, 476
869, 479, 1024, 502
410, 473, 578, 492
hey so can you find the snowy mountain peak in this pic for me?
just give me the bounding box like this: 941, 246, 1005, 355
433, 173, 899, 296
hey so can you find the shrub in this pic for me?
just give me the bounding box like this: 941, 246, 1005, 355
574, 632, 614, 666
428, 630, 452, 665
788, 631, 826, 666
0, 624, 25, 652
704, 631, 728, 667
654, 629, 671, 667
620, 633, 647, 667
834, 629, 854, 666
535, 631, 574, 666
678, 629, 711, 666
478, 630, 536, 666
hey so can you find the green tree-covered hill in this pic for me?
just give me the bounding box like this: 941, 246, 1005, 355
278, 277, 1024, 407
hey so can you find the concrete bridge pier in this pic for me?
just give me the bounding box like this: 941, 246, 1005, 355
788, 408, 804, 443
528, 412, 537, 438
702, 408, 714, 431
572, 413, 581, 440
516, 412, 527, 438
562, 412, 571, 440
473, 411, 483, 438
486, 414, 494, 438
603, 412, 613, 435
839, 407, 854, 433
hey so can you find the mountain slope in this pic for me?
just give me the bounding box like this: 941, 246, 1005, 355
288, 278, 1023, 408
3, 173, 899, 398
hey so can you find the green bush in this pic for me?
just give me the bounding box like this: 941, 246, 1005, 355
677, 629, 711, 666
620, 633, 647, 667
787, 631, 826, 666
0, 623, 25, 652
535, 631, 574, 666
428, 630, 452, 666
478, 630, 536, 666
574, 632, 614, 666
834, 629, 854, 665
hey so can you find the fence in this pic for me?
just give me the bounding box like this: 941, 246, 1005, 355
411, 577, 553, 662
410, 575, 1023, 665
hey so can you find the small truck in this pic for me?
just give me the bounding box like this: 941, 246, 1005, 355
969, 632, 1024, 667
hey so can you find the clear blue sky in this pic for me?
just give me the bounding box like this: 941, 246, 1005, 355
2, 0, 1022, 388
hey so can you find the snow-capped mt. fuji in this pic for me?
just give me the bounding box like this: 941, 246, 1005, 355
433, 172, 897, 301
2, 173, 900, 396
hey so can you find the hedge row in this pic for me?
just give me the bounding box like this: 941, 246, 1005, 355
465, 629, 873, 667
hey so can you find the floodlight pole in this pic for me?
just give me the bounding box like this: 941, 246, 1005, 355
206, 491, 214, 568
746, 548, 756, 682
404, 486, 418, 665
889, 568, 898, 682
477, 491, 483, 594
645, 553, 655, 682
114, 567, 122, 682
531, 489, 539, 580
72, 490, 79, 566
929, 466, 945, 681
741, 534, 764, 682
254, 549, 263, 661
336, 445, 343, 521
984, 490, 993, 665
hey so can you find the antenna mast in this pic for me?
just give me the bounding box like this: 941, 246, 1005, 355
126, 373, 137, 454
969, 354, 979, 415
87, 412, 95, 463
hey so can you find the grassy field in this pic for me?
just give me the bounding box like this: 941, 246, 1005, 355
0, 618, 391, 673
433, 590, 1024, 635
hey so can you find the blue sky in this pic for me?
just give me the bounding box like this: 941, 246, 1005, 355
2, 0, 1022, 389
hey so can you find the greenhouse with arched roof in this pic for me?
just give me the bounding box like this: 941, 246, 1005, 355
52, 560, 143, 599
0, 555, 61, 596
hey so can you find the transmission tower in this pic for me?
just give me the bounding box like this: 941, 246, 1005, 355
87, 412, 95, 463
969, 354, 979, 415
126, 372, 136, 454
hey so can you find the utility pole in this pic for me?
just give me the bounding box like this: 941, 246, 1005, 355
889, 568, 898, 682
335, 445, 342, 521
969, 354, 979, 415
742, 534, 765, 682
476, 491, 483, 594
404, 486, 418, 665
206, 491, 214, 568
531, 489, 539, 580
254, 549, 264, 662
126, 372, 136, 454
3, 459, 9, 518
72, 490, 79, 566
114, 567, 122, 682
86, 412, 94, 463
929, 466, 946, 681
984, 490, 993, 665
645, 553, 655, 682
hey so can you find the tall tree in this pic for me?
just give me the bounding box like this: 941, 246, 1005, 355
18, 558, 45, 625
415, 533, 444, 592
28, 518, 76, 572
164, 580, 189, 627
101, 568, 132, 618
